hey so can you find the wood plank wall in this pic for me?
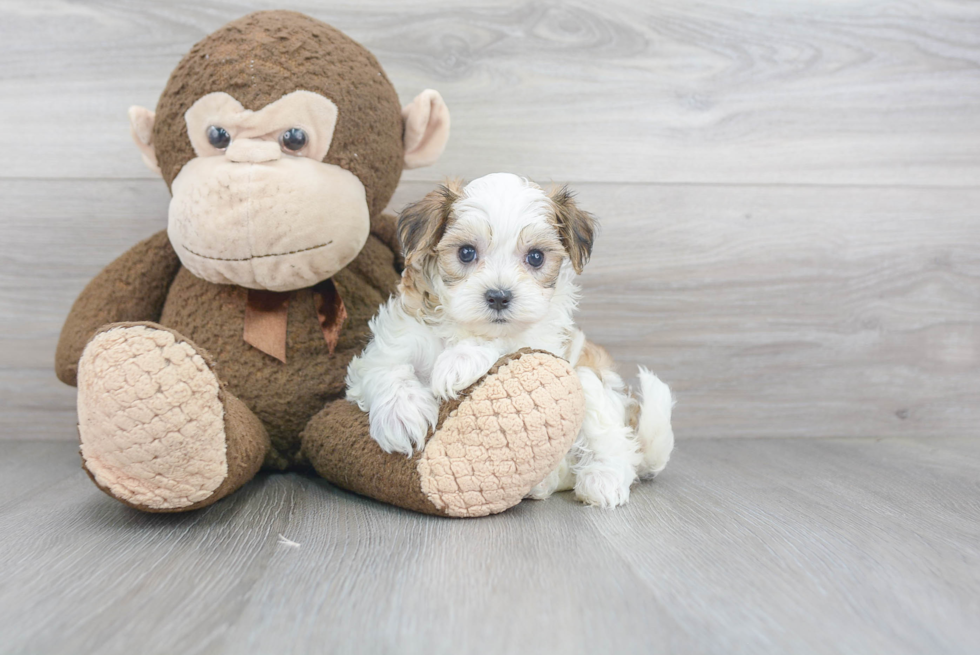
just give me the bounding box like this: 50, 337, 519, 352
1, 1, 977, 440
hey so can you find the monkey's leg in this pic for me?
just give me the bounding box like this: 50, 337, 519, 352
77, 323, 269, 512
301, 350, 585, 517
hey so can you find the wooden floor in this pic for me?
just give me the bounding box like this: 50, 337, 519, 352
1, 1, 979, 653
1, 437, 978, 655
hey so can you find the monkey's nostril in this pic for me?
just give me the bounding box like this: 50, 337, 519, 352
485, 289, 513, 311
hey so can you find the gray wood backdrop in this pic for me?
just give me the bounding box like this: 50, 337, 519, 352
1, 0, 978, 441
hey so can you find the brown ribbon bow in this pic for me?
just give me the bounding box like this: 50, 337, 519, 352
242, 279, 348, 363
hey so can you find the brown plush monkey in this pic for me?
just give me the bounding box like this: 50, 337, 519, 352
55, 11, 584, 517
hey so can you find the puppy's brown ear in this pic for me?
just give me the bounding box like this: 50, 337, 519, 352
549, 186, 598, 274
398, 179, 463, 268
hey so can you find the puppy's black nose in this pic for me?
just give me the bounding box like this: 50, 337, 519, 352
485, 288, 512, 311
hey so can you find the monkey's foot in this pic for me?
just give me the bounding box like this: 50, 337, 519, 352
418, 351, 585, 516
304, 350, 585, 517
77, 323, 267, 512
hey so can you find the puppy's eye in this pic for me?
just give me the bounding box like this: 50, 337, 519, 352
526, 249, 545, 268
458, 245, 477, 263
207, 126, 231, 150
280, 127, 308, 152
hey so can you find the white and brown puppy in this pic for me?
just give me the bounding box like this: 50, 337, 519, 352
346, 173, 674, 507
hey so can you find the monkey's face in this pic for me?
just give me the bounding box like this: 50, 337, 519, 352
167, 91, 369, 292
127, 11, 451, 293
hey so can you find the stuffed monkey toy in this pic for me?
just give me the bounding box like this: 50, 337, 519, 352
54, 11, 584, 518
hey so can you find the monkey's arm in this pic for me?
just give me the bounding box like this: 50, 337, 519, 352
55, 230, 182, 386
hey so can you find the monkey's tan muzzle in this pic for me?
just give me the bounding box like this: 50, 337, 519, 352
167, 155, 370, 292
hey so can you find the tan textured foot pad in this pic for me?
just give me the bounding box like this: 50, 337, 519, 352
417, 352, 585, 517
77, 325, 228, 510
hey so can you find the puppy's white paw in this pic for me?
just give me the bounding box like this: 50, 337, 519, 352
526, 454, 576, 500
527, 468, 561, 500
430, 344, 498, 401
369, 385, 440, 456
574, 463, 636, 508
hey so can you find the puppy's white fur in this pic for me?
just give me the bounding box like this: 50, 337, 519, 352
346, 173, 674, 507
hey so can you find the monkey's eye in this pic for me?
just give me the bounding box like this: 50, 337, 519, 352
280, 128, 308, 152
206, 126, 231, 150
526, 249, 545, 268
458, 245, 477, 263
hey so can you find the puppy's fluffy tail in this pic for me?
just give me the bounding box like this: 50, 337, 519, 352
633, 367, 675, 479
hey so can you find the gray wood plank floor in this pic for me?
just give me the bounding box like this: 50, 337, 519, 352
0, 437, 977, 655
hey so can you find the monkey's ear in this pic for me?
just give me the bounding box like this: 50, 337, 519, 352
128, 105, 161, 176
549, 186, 598, 274
402, 90, 450, 169
397, 180, 462, 267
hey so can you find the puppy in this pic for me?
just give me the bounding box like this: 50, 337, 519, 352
346, 173, 674, 507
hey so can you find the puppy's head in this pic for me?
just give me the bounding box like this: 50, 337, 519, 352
397, 173, 597, 336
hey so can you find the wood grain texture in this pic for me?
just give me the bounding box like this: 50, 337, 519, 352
2, 3, 978, 653
5, 179, 977, 440
0, 0, 979, 185
0, 438, 977, 655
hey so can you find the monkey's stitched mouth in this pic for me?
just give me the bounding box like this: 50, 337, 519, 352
181, 240, 334, 262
